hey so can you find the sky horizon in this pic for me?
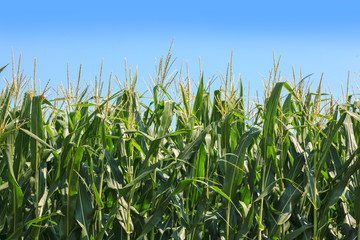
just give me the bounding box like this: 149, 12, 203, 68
1, 1, 360, 101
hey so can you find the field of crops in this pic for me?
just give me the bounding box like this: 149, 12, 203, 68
1, 51, 360, 240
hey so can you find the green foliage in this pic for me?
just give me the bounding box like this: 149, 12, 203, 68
1, 55, 360, 240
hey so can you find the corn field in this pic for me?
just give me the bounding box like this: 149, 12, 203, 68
1, 51, 360, 240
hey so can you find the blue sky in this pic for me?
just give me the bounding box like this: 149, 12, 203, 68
1, 1, 360, 100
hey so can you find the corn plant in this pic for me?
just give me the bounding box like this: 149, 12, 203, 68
1, 52, 360, 240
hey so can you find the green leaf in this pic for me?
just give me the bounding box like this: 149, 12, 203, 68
172, 179, 194, 196
75, 168, 94, 240
136, 190, 172, 240
192, 74, 204, 119
283, 224, 313, 240
0, 64, 7, 73
222, 126, 261, 201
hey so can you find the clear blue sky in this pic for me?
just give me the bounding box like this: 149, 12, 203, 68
1, 1, 360, 100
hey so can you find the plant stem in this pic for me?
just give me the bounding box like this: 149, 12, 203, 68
226, 201, 231, 239
98, 171, 104, 229
127, 202, 131, 240
313, 176, 318, 240
258, 164, 266, 240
